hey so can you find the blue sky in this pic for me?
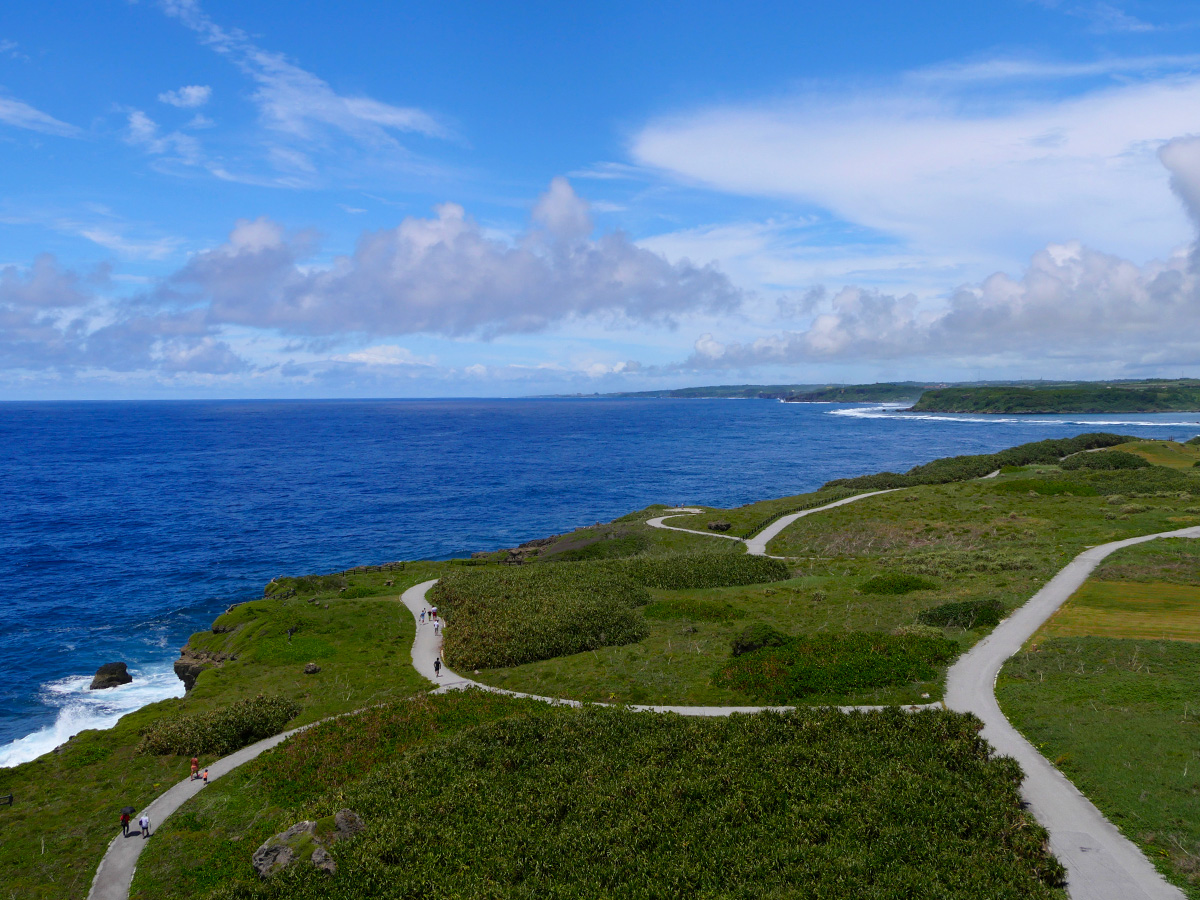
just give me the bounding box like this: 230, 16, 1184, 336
4, 0, 1200, 397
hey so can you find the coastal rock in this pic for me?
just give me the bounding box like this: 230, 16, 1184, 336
251, 810, 363, 879
333, 808, 364, 841
89, 662, 132, 690
173, 646, 229, 692
303, 662, 321, 675
252, 821, 313, 878
311, 846, 336, 874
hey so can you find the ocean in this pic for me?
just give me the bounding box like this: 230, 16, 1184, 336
3, 398, 1198, 767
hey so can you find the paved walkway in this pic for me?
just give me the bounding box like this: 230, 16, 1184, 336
646, 489, 896, 556
90, 506, 1197, 900
944, 526, 1200, 900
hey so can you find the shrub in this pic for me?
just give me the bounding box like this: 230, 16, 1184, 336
989, 478, 1097, 496
861, 572, 938, 594
714, 631, 958, 701
730, 623, 789, 657
341, 585, 386, 599
611, 552, 790, 590
1120, 504, 1148, 515
644, 598, 746, 622
232, 704, 1065, 900
430, 563, 650, 669
918, 598, 1007, 629
823, 432, 1130, 490
1060, 450, 1150, 471
138, 695, 301, 756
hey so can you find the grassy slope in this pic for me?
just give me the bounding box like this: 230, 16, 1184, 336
475, 466, 1200, 705
999, 538, 1200, 897
0, 565, 440, 900
1114, 439, 1200, 470
136, 693, 1067, 900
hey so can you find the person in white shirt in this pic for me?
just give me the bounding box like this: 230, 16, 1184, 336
139, 814, 151, 838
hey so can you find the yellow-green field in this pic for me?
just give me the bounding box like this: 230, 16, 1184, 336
1036, 579, 1200, 642
1112, 440, 1200, 470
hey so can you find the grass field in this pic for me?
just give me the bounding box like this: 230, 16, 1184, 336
1112, 440, 1200, 470
0, 564, 440, 900
999, 638, 1200, 898
1036, 580, 1200, 642
133, 692, 1068, 900
1000, 538, 1200, 898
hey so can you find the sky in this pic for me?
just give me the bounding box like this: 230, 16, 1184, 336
4, 0, 1200, 398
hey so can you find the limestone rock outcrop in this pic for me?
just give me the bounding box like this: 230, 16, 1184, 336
89, 662, 132, 690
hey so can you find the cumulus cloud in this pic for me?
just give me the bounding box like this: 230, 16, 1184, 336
0, 255, 250, 375
679, 239, 1200, 370
158, 84, 212, 108
166, 178, 742, 337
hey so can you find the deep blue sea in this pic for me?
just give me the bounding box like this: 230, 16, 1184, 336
3, 398, 1199, 766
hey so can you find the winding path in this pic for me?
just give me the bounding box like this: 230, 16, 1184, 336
89, 496, 1198, 900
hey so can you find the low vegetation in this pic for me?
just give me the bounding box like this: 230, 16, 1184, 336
1060, 449, 1150, 470
912, 381, 1200, 414
1000, 639, 1200, 897
823, 433, 1130, 490
431, 562, 650, 669
861, 572, 939, 594
715, 630, 959, 702
918, 598, 1007, 630
138, 696, 301, 757
140, 695, 1065, 900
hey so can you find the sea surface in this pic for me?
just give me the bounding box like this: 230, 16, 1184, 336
3, 398, 1199, 766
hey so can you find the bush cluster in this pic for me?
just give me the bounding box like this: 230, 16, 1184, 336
218, 703, 1064, 900
823, 433, 1131, 490
430, 564, 650, 669
608, 552, 790, 590
900, 549, 1034, 577
861, 572, 938, 595
917, 598, 1007, 630
714, 631, 959, 701
730, 622, 790, 656
1060, 450, 1150, 471
138, 695, 301, 756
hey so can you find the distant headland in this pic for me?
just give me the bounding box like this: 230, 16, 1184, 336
552, 378, 1200, 413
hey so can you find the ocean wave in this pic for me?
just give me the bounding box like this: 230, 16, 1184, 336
0, 664, 183, 768
828, 407, 1200, 428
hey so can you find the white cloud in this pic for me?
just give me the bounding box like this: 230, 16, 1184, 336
125, 109, 202, 165
158, 84, 212, 108
631, 65, 1200, 267
160, 0, 446, 152
166, 178, 742, 338
0, 93, 79, 137
336, 345, 435, 367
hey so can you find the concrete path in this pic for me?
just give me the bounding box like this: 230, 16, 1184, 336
647, 489, 896, 557
87, 724, 311, 900
944, 526, 1200, 900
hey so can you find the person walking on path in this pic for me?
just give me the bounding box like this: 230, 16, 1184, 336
434, 620, 440, 636
202, 768, 209, 785
433, 657, 441, 678
120, 812, 130, 837
190, 757, 199, 781
139, 814, 151, 838
420, 609, 425, 624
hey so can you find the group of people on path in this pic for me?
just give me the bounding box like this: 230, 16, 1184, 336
120, 756, 211, 839
420, 607, 444, 678
119, 811, 151, 839
189, 756, 209, 784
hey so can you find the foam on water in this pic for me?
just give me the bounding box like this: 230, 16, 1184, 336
0, 664, 183, 768
829, 406, 1200, 429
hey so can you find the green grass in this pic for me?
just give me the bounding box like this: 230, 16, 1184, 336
138, 695, 1067, 900
1037, 580, 1200, 642
999, 638, 1200, 897
0, 564, 441, 900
